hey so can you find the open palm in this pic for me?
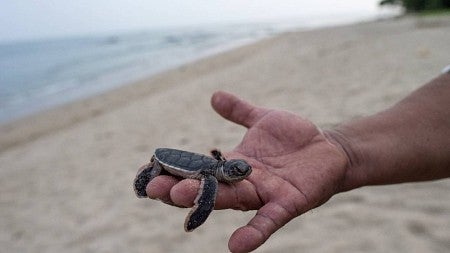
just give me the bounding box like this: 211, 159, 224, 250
147, 91, 348, 252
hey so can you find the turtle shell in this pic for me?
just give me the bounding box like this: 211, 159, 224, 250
154, 148, 218, 177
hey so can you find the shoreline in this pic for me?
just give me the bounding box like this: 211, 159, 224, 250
0, 14, 405, 153
0, 30, 280, 152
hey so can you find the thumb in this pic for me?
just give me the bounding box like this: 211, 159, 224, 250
211, 91, 268, 128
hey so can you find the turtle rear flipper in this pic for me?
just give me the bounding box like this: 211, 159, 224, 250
184, 174, 218, 232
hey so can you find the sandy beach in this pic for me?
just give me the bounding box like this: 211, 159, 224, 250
1, 15, 450, 252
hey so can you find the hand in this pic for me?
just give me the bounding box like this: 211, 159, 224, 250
147, 91, 349, 252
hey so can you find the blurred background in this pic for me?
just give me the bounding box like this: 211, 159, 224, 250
0, 0, 401, 123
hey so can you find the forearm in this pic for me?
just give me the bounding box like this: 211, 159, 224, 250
326, 74, 450, 191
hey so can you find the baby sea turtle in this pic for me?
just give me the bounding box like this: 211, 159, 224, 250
134, 148, 252, 232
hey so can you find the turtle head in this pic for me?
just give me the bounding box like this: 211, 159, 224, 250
221, 159, 252, 181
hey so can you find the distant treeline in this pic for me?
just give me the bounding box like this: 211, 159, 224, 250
380, 0, 450, 12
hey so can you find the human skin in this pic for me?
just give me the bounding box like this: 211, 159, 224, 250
146, 74, 450, 252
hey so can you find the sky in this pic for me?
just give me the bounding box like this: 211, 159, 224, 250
0, 0, 385, 42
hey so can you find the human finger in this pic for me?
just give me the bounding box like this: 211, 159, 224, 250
146, 175, 180, 205
169, 178, 262, 210
211, 91, 269, 128
228, 202, 295, 253
215, 179, 262, 210
169, 179, 201, 207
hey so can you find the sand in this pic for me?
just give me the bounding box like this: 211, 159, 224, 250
1, 15, 450, 252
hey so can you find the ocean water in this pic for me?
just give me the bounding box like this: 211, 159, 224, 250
0, 11, 399, 123
0, 23, 285, 123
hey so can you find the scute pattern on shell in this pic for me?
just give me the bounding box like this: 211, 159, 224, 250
155, 148, 218, 171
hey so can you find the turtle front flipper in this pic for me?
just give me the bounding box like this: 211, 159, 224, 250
133, 157, 162, 198
184, 174, 218, 232
211, 149, 226, 161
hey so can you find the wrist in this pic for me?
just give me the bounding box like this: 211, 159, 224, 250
323, 128, 367, 192
325, 74, 450, 191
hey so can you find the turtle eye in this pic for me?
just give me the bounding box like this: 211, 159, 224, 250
233, 165, 246, 175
